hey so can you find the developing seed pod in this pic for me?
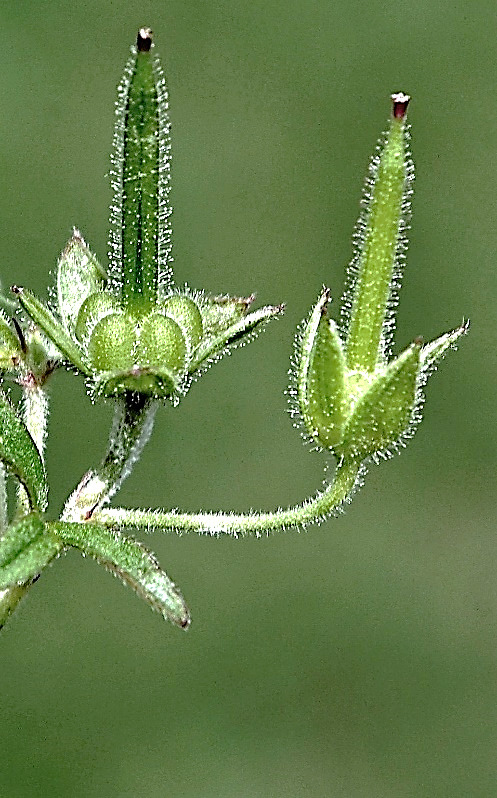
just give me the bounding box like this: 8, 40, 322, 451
75, 292, 121, 345
110, 27, 172, 309
87, 312, 137, 373
136, 313, 187, 372
162, 295, 203, 350
343, 93, 413, 373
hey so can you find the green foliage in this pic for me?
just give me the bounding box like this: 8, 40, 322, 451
0, 31, 467, 632
0, 391, 48, 512
0, 514, 62, 588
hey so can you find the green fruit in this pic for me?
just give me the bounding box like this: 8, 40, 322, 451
162, 295, 203, 349
137, 313, 187, 373
88, 312, 136, 372
75, 292, 121, 344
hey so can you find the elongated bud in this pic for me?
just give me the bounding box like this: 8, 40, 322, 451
345, 92, 412, 373
297, 289, 347, 449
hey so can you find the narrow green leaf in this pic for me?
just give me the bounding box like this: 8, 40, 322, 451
0, 309, 21, 370
0, 390, 48, 511
12, 287, 91, 375
52, 521, 190, 628
0, 514, 63, 587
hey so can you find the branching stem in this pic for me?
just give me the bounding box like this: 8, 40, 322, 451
62, 392, 157, 521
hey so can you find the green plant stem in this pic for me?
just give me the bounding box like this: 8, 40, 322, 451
62, 393, 157, 521
94, 459, 362, 537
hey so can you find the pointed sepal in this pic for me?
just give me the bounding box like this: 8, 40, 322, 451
190, 302, 284, 374
420, 321, 469, 372
0, 390, 48, 512
0, 514, 63, 588
12, 286, 91, 375
52, 521, 190, 628
57, 229, 106, 334
296, 289, 347, 449
339, 340, 422, 461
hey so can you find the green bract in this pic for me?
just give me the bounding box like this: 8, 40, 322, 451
13, 28, 283, 402
295, 94, 468, 463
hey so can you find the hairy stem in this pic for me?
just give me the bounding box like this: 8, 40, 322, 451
62, 393, 157, 521
94, 459, 362, 538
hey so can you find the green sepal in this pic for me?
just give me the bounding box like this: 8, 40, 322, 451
0, 514, 63, 588
190, 302, 284, 373
200, 294, 254, 337
297, 289, 347, 449
0, 390, 48, 511
12, 287, 91, 375
0, 309, 21, 369
421, 321, 469, 370
339, 340, 421, 461
57, 230, 106, 334
94, 366, 179, 399
52, 521, 190, 628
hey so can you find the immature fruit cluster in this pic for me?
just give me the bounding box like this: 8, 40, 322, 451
12, 29, 283, 402
14, 230, 282, 401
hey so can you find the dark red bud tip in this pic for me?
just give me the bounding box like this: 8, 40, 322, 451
137, 27, 153, 52
413, 335, 424, 346
391, 92, 411, 120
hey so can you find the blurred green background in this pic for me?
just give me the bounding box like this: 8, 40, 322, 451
0, 1, 495, 796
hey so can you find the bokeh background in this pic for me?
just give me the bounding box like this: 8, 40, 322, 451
0, 1, 495, 796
